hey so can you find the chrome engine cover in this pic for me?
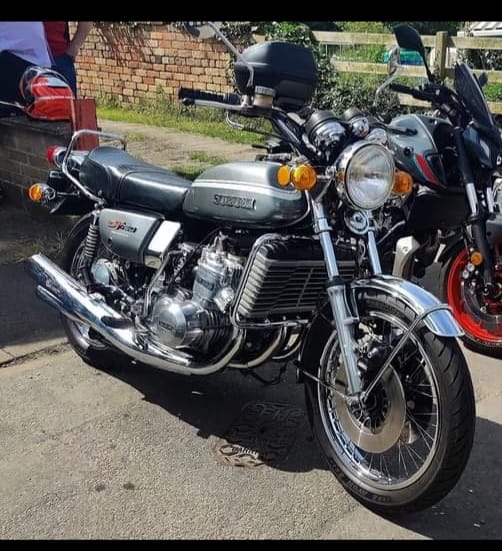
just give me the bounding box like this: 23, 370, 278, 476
149, 239, 244, 349
150, 296, 206, 348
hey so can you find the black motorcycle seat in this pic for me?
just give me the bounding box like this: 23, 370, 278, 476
79, 146, 191, 213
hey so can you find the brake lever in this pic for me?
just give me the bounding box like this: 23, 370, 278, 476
387, 126, 418, 136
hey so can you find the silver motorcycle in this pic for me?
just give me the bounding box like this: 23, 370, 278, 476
25, 22, 475, 513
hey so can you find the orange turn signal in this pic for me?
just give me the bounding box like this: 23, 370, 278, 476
277, 165, 292, 187
291, 164, 317, 191
470, 251, 484, 266
28, 183, 44, 202
392, 170, 413, 196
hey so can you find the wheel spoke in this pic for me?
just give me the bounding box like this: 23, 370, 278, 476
397, 440, 409, 477
318, 306, 441, 491
402, 442, 422, 469
409, 388, 434, 399
404, 356, 427, 383
407, 412, 436, 450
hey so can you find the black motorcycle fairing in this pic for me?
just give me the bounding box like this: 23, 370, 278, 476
79, 146, 192, 214
463, 125, 499, 170
454, 62, 502, 149
406, 186, 469, 233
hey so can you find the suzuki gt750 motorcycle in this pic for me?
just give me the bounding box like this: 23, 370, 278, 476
25, 22, 475, 513
374, 24, 502, 358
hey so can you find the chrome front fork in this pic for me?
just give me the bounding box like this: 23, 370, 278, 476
311, 201, 362, 394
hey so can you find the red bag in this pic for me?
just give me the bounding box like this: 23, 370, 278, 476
19, 66, 75, 121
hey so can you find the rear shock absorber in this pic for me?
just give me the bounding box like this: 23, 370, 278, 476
81, 210, 101, 284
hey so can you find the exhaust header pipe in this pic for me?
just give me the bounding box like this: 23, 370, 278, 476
25, 254, 243, 375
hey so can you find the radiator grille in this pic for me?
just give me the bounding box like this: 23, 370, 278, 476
236, 240, 355, 320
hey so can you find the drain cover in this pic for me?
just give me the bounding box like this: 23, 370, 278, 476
214, 401, 305, 467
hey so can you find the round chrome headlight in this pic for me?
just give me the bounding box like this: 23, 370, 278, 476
335, 142, 394, 210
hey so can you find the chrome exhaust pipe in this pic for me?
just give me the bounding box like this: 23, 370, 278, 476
25, 254, 243, 375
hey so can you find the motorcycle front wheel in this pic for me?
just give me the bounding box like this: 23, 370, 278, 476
303, 289, 475, 513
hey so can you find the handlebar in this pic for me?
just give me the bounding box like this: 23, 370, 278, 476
389, 82, 433, 102
178, 87, 241, 107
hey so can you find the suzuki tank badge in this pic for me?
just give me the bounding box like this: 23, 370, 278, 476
214, 194, 256, 210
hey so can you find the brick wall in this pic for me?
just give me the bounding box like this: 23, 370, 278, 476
0, 116, 71, 209
75, 23, 234, 106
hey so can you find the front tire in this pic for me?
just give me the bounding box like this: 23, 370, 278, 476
59, 216, 130, 371
302, 290, 475, 513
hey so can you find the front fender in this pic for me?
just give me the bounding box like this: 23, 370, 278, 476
351, 275, 463, 337
296, 275, 462, 383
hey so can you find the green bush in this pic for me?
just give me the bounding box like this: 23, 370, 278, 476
326, 73, 402, 117
261, 21, 401, 116
386, 21, 463, 36
332, 21, 389, 64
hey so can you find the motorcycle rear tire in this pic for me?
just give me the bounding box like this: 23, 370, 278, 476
440, 242, 502, 359
59, 216, 130, 371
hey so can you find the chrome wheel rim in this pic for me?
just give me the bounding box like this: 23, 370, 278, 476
318, 310, 440, 491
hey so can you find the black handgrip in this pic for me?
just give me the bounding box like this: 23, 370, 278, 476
389, 82, 431, 102
178, 87, 241, 106
389, 83, 414, 95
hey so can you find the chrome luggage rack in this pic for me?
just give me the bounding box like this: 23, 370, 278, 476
61, 129, 127, 203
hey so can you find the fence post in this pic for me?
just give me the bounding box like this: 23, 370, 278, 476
434, 30, 449, 80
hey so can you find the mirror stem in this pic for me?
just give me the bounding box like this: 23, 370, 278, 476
207, 22, 255, 91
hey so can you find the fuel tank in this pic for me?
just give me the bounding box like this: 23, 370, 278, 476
388, 114, 461, 192
182, 162, 308, 228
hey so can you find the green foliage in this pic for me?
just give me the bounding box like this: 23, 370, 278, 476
484, 83, 502, 102
220, 21, 254, 42
188, 151, 227, 164
259, 21, 400, 116
96, 85, 271, 146
331, 21, 389, 64
386, 21, 463, 36
336, 21, 390, 33
326, 73, 402, 118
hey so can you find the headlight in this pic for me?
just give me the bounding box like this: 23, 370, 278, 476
335, 142, 394, 210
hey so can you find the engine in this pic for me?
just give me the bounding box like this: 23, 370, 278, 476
149, 236, 244, 350
147, 233, 357, 353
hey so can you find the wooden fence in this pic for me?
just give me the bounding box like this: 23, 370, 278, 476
305, 31, 502, 114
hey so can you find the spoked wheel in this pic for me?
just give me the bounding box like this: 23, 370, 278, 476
442, 242, 502, 358
303, 290, 475, 513
59, 216, 130, 370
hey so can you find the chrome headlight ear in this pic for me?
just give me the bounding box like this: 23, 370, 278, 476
335, 142, 395, 210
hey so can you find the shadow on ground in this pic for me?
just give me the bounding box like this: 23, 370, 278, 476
100, 356, 502, 540
105, 358, 327, 475
378, 415, 502, 539
0, 262, 65, 349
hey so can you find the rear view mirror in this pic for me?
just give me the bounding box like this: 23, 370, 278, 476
394, 24, 425, 56
393, 24, 434, 82
387, 45, 401, 77
374, 45, 402, 103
